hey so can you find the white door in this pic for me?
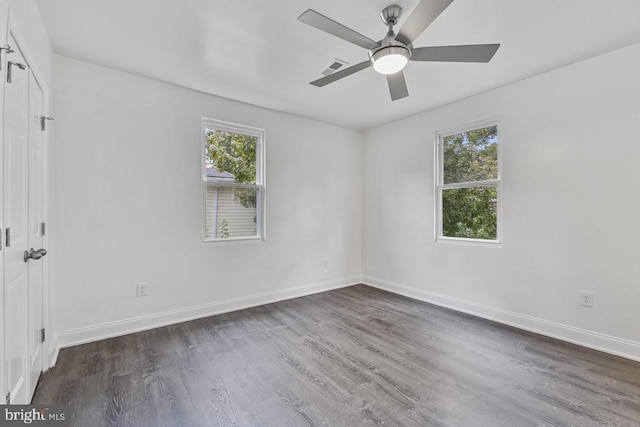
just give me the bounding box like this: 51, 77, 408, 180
27, 68, 45, 399
3, 33, 30, 405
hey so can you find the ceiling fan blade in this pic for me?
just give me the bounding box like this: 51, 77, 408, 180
396, 0, 454, 46
310, 60, 372, 87
387, 71, 409, 101
298, 9, 379, 50
411, 44, 500, 62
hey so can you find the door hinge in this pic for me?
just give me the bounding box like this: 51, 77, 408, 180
5, 228, 10, 248
41, 328, 46, 343
40, 117, 54, 131
0, 228, 2, 251
5, 391, 9, 405
7, 61, 26, 84
0, 44, 14, 71
41, 222, 46, 236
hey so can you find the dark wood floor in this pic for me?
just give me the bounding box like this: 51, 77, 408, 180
34, 285, 640, 426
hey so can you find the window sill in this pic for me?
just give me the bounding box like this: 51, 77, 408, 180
202, 236, 265, 247
436, 237, 502, 248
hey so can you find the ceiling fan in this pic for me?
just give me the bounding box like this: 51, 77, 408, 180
298, 0, 500, 101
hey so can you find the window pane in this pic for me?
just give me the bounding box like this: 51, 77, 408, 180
442, 186, 497, 240
205, 129, 257, 184
443, 125, 498, 184
205, 186, 258, 239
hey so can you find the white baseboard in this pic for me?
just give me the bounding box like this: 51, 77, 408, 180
363, 275, 640, 362
57, 275, 361, 349
55, 275, 640, 363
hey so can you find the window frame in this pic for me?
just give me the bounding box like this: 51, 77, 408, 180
435, 117, 502, 246
201, 117, 266, 243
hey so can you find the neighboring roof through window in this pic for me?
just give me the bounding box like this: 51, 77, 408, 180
206, 164, 235, 181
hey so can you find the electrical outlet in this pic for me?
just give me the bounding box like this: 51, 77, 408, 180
579, 290, 594, 308
323, 258, 329, 269
137, 282, 148, 297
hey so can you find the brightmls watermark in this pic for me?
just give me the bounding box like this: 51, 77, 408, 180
1, 406, 69, 426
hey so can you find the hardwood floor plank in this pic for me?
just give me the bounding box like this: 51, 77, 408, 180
34, 285, 640, 426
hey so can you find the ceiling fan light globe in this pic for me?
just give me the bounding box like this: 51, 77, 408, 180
371, 47, 410, 75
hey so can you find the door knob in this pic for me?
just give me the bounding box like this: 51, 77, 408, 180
24, 248, 47, 262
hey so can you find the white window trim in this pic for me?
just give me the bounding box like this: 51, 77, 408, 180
435, 117, 502, 247
201, 117, 266, 243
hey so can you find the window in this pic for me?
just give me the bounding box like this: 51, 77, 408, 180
202, 118, 265, 242
436, 120, 501, 244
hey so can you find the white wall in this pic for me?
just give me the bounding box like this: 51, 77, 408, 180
363, 42, 640, 360
53, 56, 362, 344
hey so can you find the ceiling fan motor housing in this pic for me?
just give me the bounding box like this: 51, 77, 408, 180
369, 29, 412, 75
370, 44, 411, 63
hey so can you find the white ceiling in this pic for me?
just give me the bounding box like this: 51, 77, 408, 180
35, 0, 640, 131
